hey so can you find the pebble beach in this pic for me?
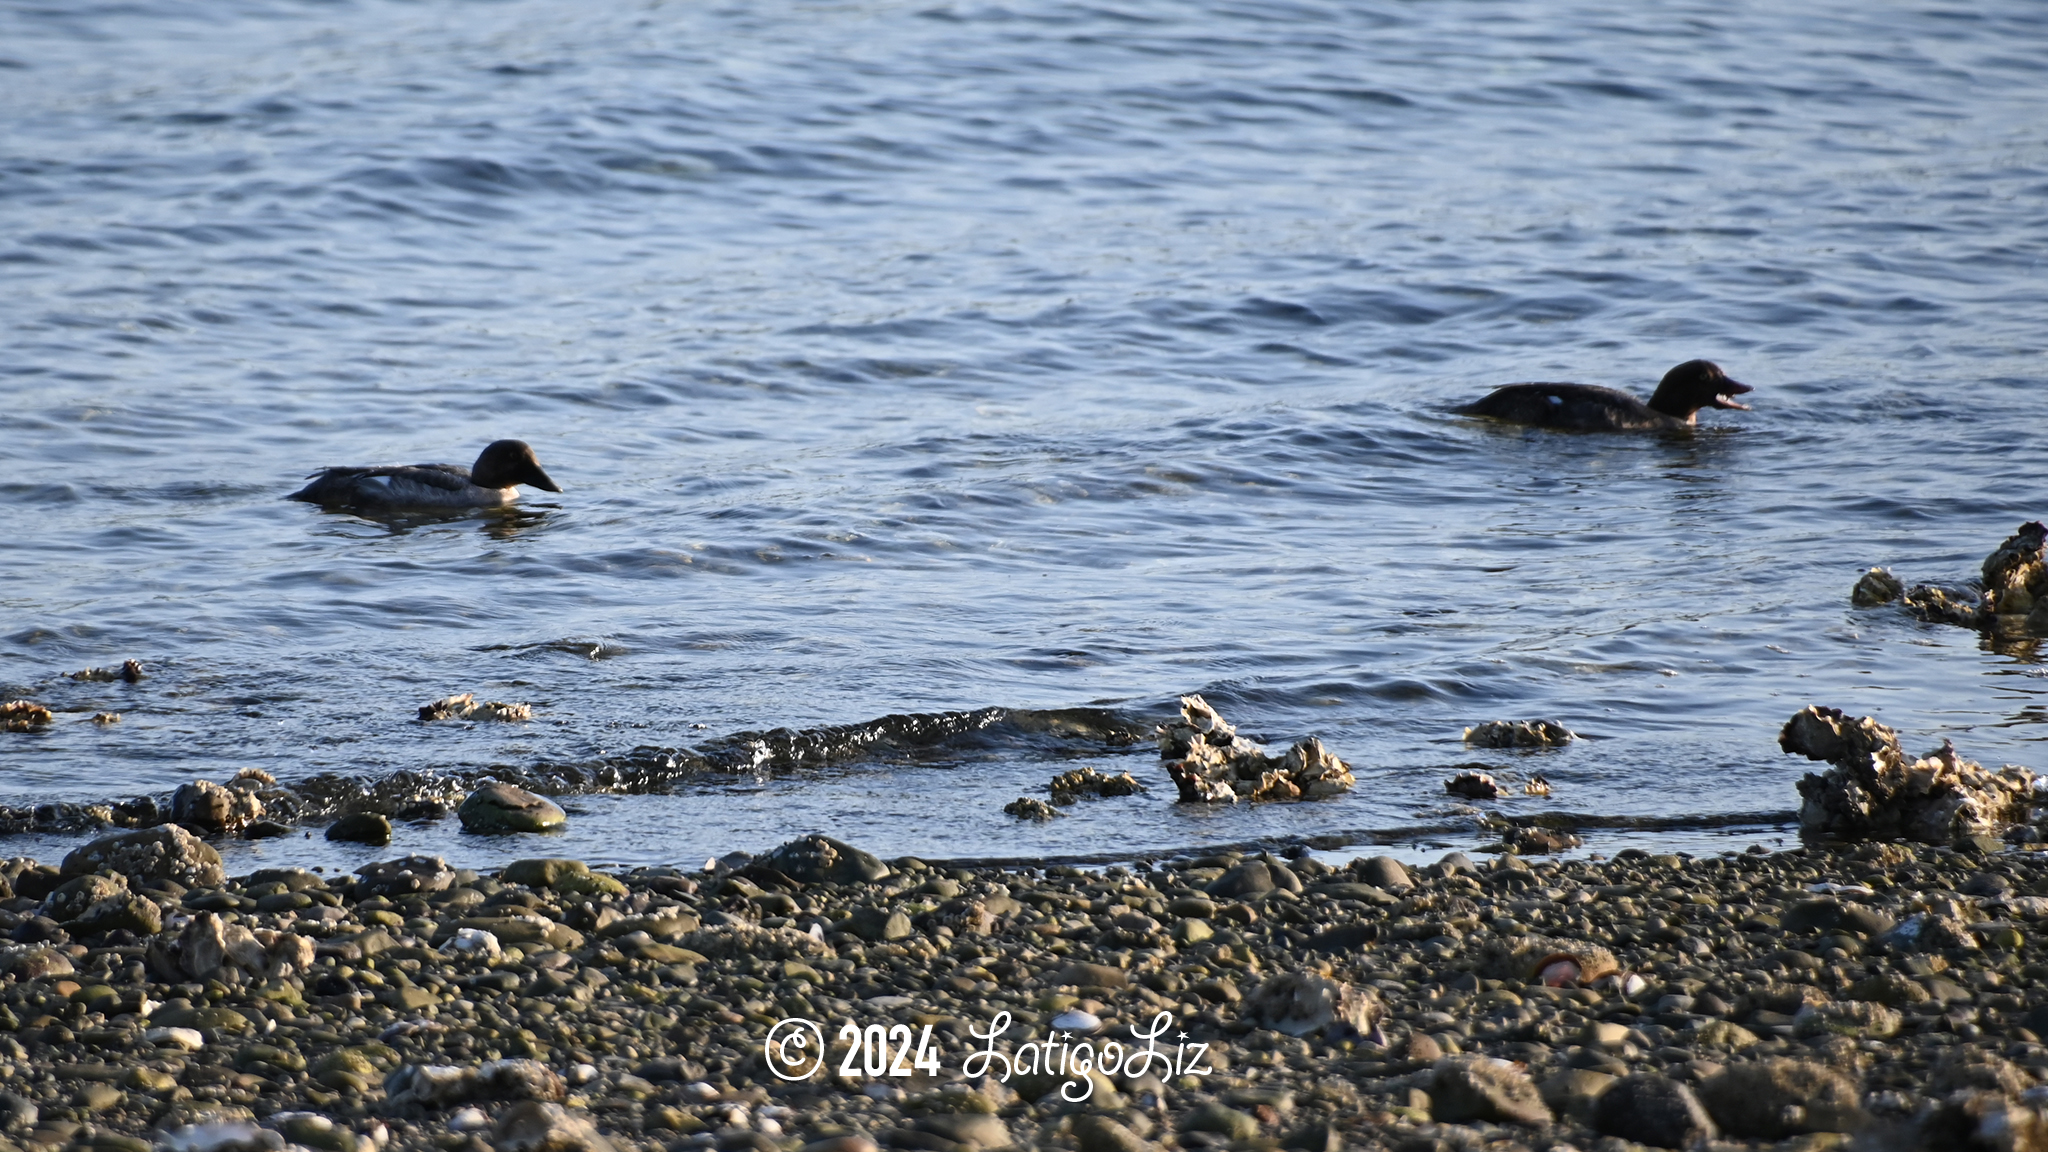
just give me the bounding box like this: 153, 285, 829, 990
4, 825, 2046, 1152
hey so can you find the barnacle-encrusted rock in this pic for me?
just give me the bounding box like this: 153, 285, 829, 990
355, 854, 455, 897
1983, 521, 2048, 616
60, 824, 224, 887
1242, 973, 1383, 1040
1477, 935, 1619, 987
760, 833, 891, 884
1463, 719, 1575, 748
1851, 567, 1904, 607
68, 659, 144, 683
1004, 797, 1062, 821
172, 778, 264, 836
1903, 582, 1983, 627
420, 693, 533, 722
1501, 825, 1581, 854
1447, 771, 1499, 799
0, 702, 53, 732
1782, 706, 2035, 843
1155, 696, 1354, 804
1047, 767, 1145, 803
147, 910, 315, 983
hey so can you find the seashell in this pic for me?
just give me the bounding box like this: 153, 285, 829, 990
1050, 1009, 1102, 1034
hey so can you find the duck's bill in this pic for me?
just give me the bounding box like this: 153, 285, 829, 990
1711, 380, 1753, 410
526, 465, 563, 493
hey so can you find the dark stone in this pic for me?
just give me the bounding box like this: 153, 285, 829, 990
1593, 1074, 1717, 1149
244, 820, 293, 839
1356, 856, 1413, 890
1207, 860, 1279, 898
326, 813, 393, 845
761, 835, 892, 884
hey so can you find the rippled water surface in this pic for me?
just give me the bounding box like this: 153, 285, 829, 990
4, 0, 2047, 872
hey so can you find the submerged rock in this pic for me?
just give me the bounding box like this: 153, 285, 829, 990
1851, 566, 1904, 607
1783, 706, 2035, 842
326, 812, 392, 845
1463, 719, 1575, 748
68, 659, 144, 683
458, 783, 565, 833
420, 693, 533, 722
1003, 797, 1062, 821
1047, 766, 1145, 803
1156, 696, 1354, 804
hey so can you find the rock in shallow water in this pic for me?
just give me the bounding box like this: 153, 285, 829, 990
325, 811, 392, 844
1783, 705, 2034, 842
1156, 695, 1354, 803
458, 782, 566, 833
1463, 719, 1574, 747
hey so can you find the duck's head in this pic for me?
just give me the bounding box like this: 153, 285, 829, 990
1650, 360, 1752, 421
472, 439, 562, 492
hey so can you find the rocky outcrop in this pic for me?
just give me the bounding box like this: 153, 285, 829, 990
1858, 522, 2048, 637
1156, 696, 1354, 804
1782, 706, 2035, 843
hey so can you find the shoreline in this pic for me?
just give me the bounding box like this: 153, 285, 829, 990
0, 829, 2037, 1151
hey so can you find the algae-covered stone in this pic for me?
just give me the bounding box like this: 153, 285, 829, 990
459, 783, 565, 833
553, 871, 626, 898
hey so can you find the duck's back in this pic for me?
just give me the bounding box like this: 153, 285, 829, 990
289, 462, 502, 508
1460, 383, 1682, 432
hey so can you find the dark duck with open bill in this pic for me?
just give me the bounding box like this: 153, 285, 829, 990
1460, 359, 1753, 432
288, 439, 561, 510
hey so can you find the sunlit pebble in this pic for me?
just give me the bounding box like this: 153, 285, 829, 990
1050, 1009, 1102, 1033
569, 1063, 599, 1086
680, 1081, 720, 1103
447, 1109, 489, 1133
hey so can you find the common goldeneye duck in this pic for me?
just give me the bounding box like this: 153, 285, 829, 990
1460, 359, 1753, 432
288, 439, 561, 509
